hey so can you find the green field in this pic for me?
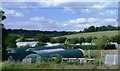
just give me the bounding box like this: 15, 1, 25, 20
57, 31, 119, 38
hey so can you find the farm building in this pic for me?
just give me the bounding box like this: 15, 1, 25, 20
16, 41, 38, 47
105, 54, 120, 65
22, 49, 85, 64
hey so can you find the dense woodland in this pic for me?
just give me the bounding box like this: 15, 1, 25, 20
7, 25, 120, 38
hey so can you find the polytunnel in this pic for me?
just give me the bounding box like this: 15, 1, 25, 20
22, 49, 85, 63
26, 45, 64, 51
7, 45, 65, 61
37, 49, 84, 58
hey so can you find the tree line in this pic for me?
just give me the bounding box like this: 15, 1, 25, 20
83, 25, 120, 32
7, 29, 79, 38
7, 25, 120, 38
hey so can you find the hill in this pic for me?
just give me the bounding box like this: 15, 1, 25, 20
56, 31, 119, 38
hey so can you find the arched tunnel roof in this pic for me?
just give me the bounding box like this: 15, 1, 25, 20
25, 49, 84, 59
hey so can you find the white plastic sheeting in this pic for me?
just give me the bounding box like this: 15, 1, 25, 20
34, 48, 65, 53
105, 54, 119, 65
16, 41, 38, 47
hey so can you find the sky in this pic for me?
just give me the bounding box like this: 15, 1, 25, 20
1, 0, 119, 31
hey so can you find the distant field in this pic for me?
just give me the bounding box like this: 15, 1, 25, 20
56, 31, 119, 38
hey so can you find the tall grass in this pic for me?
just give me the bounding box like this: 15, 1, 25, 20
1, 61, 118, 69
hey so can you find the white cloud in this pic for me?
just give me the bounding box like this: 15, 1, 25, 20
104, 18, 117, 22
39, 0, 68, 7
92, 5, 104, 9
63, 23, 68, 26
92, 3, 110, 9
88, 18, 99, 22
30, 17, 46, 22
4, 9, 24, 17
81, 8, 90, 13
61, 2, 116, 15
15, 12, 24, 17
5, 17, 118, 31
99, 10, 116, 16
62, 18, 118, 30
64, 7, 72, 11
69, 18, 87, 24
5, 17, 59, 31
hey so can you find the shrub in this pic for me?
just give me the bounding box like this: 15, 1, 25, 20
64, 44, 102, 50
36, 42, 47, 46
50, 37, 67, 43
104, 44, 116, 50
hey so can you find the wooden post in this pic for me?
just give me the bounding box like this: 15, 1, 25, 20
100, 50, 102, 66
88, 50, 91, 58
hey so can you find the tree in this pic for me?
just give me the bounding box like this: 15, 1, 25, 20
78, 37, 86, 44
35, 34, 51, 43
94, 36, 110, 49
110, 35, 120, 44
84, 26, 96, 32
65, 38, 79, 44
0, 10, 6, 21
5, 35, 17, 48
1, 9, 8, 61
86, 36, 93, 43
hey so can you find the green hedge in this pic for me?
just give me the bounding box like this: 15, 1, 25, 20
64, 45, 101, 50
64, 44, 116, 50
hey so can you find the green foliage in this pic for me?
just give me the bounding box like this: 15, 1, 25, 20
93, 36, 110, 47
65, 38, 79, 44
104, 44, 116, 50
7, 29, 78, 38
51, 37, 67, 43
2, 27, 8, 61
64, 44, 102, 50
5, 35, 17, 48
36, 42, 47, 46
86, 36, 93, 43
84, 26, 96, 32
1, 9, 8, 61
60, 31, 119, 39
65, 36, 97, 44
35, 34, 51, 43
84, 25, 119, 33
78, 37, 86, 44
50, 54, 62, 63
110, 35, 120, 44
2, 61, 118, 69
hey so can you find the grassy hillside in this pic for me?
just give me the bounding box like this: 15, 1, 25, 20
57, 31, 119, 38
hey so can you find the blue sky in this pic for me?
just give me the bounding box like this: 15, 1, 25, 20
1, 0, 119, 31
